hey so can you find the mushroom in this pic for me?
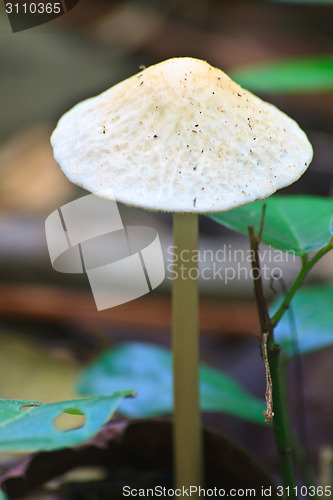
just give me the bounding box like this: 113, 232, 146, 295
51, 57, 313, 490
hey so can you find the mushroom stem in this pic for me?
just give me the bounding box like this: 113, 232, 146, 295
172, 212, 203, 490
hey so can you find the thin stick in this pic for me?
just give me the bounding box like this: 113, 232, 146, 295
172, 213, 203, 490
248, 220, 297, 498
261, 332, 274, 424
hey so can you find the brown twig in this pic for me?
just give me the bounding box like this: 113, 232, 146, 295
248, 205, 296, 495
261, 332, 274, 424
248, 226, 271, 336
248, 205, 274, 422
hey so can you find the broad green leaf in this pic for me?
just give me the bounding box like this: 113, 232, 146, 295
230, 56, 333, 93
77, 342, 265, 424
271, 285, 333, 358
209, 195, 333, 256
0, 392, 134, 453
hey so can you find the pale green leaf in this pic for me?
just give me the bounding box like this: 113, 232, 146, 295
271, 285, 333, 357
77, 343, 265, 424
0, 392, 134, 453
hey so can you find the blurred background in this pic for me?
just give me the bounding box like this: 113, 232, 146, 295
0, 0, 333, 494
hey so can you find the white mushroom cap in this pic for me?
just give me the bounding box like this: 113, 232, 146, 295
51, 57, 313, 213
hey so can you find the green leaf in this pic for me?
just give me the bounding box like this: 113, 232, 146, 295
0, 490, 8, 500
209, 195, 333, 256
76, 342, 265, 425
230, 56, 333, 93
0, 392, 134, 453
271, 284, 333, 358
